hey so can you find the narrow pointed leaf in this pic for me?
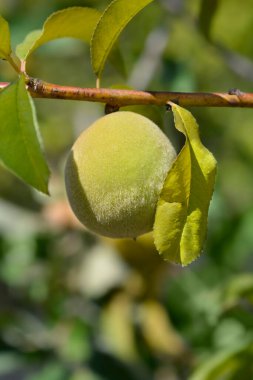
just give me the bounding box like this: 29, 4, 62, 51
16, 7, 100, 60
0, 75, 50, 193
0, 15, 11, 59
154, 104, 217, 266
91, 0, 154, 79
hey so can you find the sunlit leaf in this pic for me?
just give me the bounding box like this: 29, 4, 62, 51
16, 7, 100, 60
91, 0, 154, 80
15, 30, 41, 60
154, 104, 217, 266
0, 15, 11, 59
0, 75, 50, 194
141, 300, 185, 356
100, 293, 137, 361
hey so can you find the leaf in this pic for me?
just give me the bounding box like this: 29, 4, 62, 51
109, 45, 126, 78
154, 104, 217, 266
0, 15, 11, 59
140, 300, 185, 356
199, 0, 220, 39
16, 7, 101, 60
224, 274, 253, 306
0, 353, 25, 376
210, 0, 253, 58
27, 362, 66, 380
15, 30, 42, 60
190, 336, 253, 380
0, 75, 50, 194
91, 0, 154, 79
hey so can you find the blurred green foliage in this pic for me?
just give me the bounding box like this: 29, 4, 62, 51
1, 0, 253, 379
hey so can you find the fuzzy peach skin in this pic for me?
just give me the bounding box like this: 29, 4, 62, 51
65, 111, 176, 238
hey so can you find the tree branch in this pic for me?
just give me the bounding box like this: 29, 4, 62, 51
1, 78, 253, 108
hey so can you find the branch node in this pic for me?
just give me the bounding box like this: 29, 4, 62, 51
228, 88, 244, 96
166, 100, 179, 111
27, 77, 44, 93
105, 104, 120, 115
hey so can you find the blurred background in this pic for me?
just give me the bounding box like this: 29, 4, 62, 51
1, 0, 253, 379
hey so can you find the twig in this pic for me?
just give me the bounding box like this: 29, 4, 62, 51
1, 78, 253, 108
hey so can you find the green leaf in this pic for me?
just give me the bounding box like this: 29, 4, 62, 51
0, 75, 50, 194
109, 45, 126, 78
210, 0, 253, 58
154, 104, 217, 266
0, 353, 25, 376
224, 274, 253, 306
27, 362, 66, 380
190, 337, 253, 380
0, 15, 11, 59
199, 0, 220, 39
16, 7, 101, 60
91, 0, 154, 79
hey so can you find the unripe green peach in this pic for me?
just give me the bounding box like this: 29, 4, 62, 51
65, 111, 176, 238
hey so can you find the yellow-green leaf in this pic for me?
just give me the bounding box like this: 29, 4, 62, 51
16, 7, 100, 60
91, 0, 154, 79
154, 104, 217, 266
0, 75, 50, 194
15, 30, 41, 60
0, 15, 11, 59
